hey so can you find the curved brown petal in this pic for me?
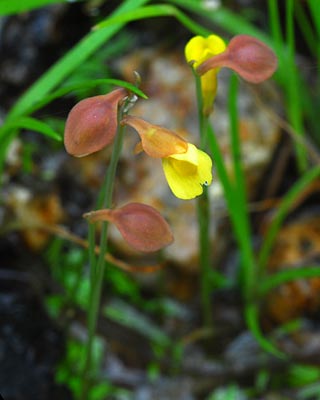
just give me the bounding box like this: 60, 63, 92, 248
84, 203, 174, 253
122, 115, 188, 158
197, 35, 278, 84
64, 88, 127, 157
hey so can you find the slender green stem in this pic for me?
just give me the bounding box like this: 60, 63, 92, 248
194, 71, 212, 327
80, 104, 127, 400
196, 186, 212, 326
268, 0, 283, 51
286, 0, 307, 171
269, 0, 307, 172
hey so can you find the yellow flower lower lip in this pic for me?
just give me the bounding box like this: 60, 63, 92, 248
122, 116, 213, 200
162, 143, 213, 200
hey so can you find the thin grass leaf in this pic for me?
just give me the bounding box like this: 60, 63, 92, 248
295, 1, 318, 57
268, 0, 284, 49
104, 299, 172, 348
5, 116, 62, 141
168, 0, 272, 43
207, 123, 251, 263
285, 0, 308, 171
259, 266, 320, 296
227, 74, 277, 357
308, 0, 320, 39
26, 79, 148, 116
228, 74, 256, 295
0, 0, 74, 16
245, 303, 286, 358
94, 4, 209, 36
258, 165, 320, 273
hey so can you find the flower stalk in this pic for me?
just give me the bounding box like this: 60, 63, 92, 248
80, 98, 128, 400
194, 69, 213, 327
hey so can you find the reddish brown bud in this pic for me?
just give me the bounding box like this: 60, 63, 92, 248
122, 115, 188, 158
64, 88, 127, 157
84, 203, 174, 252
197, 35, 278, 84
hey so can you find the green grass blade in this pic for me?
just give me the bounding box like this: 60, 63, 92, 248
259, 266, 320, 296
268, 0, 284, 50
227, 74, 278, 356
25, 79, 148, 116
95, 4, 209, 36
168, 0, 272, 43
245, 303, 286, 358
295, 1, 318, 57
5, 117, 62, 141
207, 123, 254, 277
285, 0, 308, 171
258, 165, 320, 273
308, 0, 320, 39
0, 0, 75, 15
228, 74, 256, 295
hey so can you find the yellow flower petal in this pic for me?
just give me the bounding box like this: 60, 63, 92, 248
162, 143, 213, 200
185, 34, 226, 68
201, 70, 218, 116
185, 34, 226, 115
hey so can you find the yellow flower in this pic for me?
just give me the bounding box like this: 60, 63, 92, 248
122, 115, 213, 200
185, 34, 226, 116
162, 143, 212, 200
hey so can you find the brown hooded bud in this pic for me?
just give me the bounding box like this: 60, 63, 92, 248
197, 35, 278, 84
121, 115, 188, 158
64, 88, 127, 157
84, 203, 174, 252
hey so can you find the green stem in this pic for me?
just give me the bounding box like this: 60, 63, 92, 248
285, 0, 307, 172
80, 105, 127, 400
196, 186, 212, 326
194, 71, 213, 327
228, 74, 256, 299
269, 0, 307, 172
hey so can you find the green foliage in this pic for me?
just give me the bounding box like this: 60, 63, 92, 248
0, 0, 76, 16
104, 299, 172, 349
95, 4, 210, 36
206, 384, 245, 400
55, 337, 125, 400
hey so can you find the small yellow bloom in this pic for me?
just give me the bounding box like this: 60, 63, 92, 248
122, 116, 213, 200
185, 34, 226, 115
162, 143, 212, 200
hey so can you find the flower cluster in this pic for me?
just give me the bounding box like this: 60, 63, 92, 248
63, 32, 277, 253
185, 34, 278, 115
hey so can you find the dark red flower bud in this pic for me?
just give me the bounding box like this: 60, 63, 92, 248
197, 35, 278, 84
64, 88, 127, 157
84, 203, 174, 252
